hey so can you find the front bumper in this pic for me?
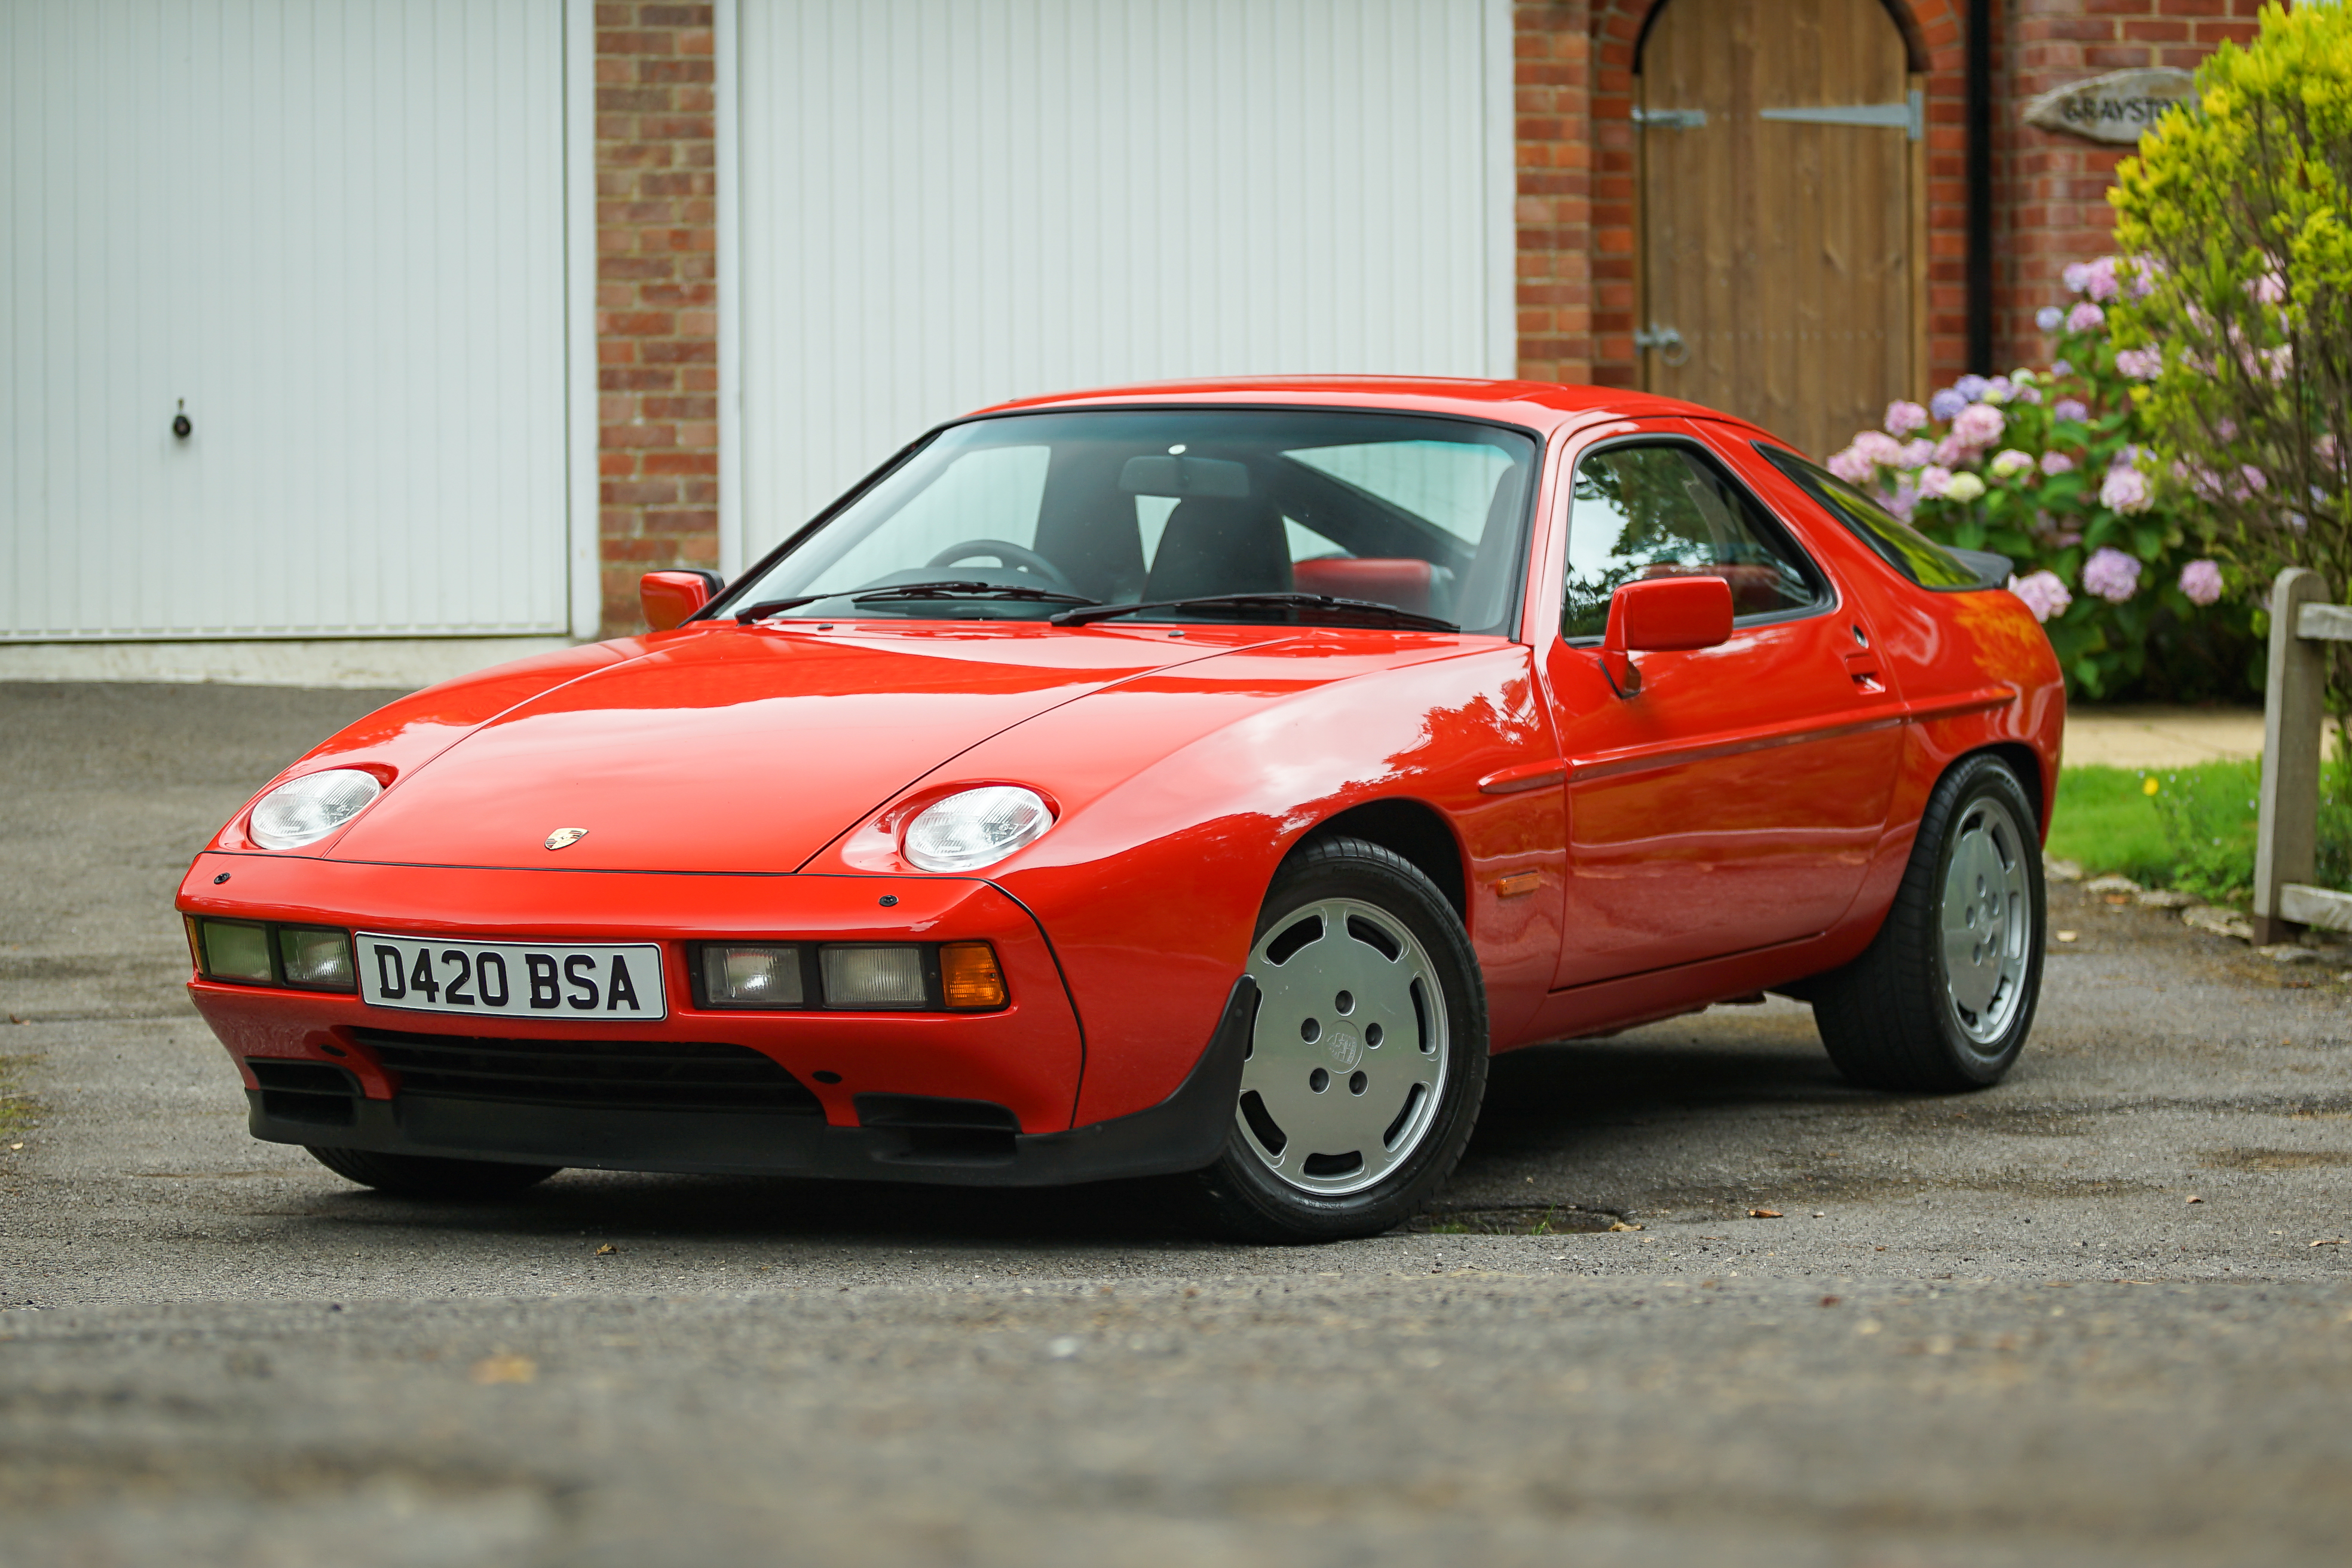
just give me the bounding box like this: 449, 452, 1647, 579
179, 852, 1250, 1184
241, 978, 1252, 1186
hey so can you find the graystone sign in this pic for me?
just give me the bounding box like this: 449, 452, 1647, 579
2023, 68, 2197, 145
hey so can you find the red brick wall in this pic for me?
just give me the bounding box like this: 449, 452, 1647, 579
1517, 2, 1596, 385
596, 4, 718, 635
1993, 0, 2262, 372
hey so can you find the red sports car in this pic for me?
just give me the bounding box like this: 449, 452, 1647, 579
176, 379, 2062, 1241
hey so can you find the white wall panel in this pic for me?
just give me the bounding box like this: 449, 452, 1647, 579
736, 0, 1509, 559
1, 0, 572, 639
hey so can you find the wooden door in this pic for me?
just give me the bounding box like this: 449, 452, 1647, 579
1639, 0, 1918, 460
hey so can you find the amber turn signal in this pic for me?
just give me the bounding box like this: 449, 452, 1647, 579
938, 941, 1007, 1010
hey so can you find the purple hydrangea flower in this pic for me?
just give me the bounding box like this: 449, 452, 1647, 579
2114, 347, 2162, 379
2082, 547, 2143, 603
2100, 465, 2153, 513
2008, 570, 2072, 623
1929, 387, 1968, 421
1953, 374, 1990, 402
2052, 397, 2090, 423
2041, 451, 2075, 476
2063, 262, 2092, 295
2066, 301, 2106, 333
2036, 305, 2065, 332
2051, 359, 2073, 376
2179, 559, 2224, 606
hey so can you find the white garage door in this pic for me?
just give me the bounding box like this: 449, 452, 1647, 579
732, 0, 1514, 566
1, 0, 576, 641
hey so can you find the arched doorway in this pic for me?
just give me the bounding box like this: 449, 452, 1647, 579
1637, 0, 1925, 458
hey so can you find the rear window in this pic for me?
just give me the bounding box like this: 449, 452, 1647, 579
1756, 445, 1983, 591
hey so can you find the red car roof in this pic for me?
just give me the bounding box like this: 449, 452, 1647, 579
976, 375, 1749, 437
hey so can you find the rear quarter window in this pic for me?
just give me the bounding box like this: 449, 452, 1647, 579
1756, 445, 1988, 591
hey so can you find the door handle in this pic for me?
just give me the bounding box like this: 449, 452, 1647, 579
1633, 325, 1690, 367
1843, 624, 1885, 692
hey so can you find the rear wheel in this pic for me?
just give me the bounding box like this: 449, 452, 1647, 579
1192, 835, 1487, 1242
307, 1146, 559, 1199
1813, 753, 2044, 1091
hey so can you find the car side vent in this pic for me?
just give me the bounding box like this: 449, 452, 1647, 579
853, 1094, 1020, 1168
246, 1059, 359, 1127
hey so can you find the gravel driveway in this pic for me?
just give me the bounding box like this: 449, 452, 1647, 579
4, 680, 2348, 1567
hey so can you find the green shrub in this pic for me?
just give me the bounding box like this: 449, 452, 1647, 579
2109, 2, 2352, 728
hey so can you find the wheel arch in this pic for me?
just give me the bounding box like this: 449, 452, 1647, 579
1298, 797, 1469, 925
1976, 741, 2048, 839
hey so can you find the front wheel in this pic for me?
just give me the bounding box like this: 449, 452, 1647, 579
1191, 835, 1488, 1242
307, 1146, 560, 1199
1813, 752, 2045, 1091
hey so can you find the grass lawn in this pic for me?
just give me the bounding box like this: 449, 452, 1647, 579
2046, 760, 2264, 899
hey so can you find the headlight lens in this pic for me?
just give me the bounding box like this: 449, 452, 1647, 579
902, 786, 1054, 872
820, 945, 930, 1008
249, 769, 382, 849
701, 944, 805, 1007
277, 927, 356, 990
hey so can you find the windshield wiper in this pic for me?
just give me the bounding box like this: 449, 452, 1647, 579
1049, 592, 1459, 633
736, 581, 1098, 623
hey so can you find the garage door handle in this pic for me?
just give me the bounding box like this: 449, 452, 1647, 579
172, 399, 192, 440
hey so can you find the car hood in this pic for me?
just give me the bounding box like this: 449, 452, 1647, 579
323, 624, 1288, 874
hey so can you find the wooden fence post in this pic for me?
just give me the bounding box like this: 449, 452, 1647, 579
2252, 567, 2330, 945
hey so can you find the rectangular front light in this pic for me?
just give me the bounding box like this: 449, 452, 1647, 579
198, 920, 274, 983
702, 944, 804, 1008
820, 945, 928, 1009
939, 942, 1007, 1010
277, 926, 356, 991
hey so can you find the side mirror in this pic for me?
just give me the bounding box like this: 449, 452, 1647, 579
1600, 574, 1733, 697
640, 570, 723, 632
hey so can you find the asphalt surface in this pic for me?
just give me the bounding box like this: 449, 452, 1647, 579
3, 678, 2350, 1567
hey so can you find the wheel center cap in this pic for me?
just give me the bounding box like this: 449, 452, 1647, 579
1324, 1022, 1364, 1070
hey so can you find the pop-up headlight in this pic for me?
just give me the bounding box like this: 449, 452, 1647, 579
249, 769, 382, 849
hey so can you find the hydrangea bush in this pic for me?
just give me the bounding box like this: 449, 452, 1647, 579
1827, 259, 2257, 700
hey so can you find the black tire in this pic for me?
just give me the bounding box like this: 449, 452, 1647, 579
1190, 834, 1488, 1242
307, 1146, 560, 1199
1813, 752, 2045, 1092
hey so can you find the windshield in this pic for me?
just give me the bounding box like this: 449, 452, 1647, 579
718, 409, 1540, 633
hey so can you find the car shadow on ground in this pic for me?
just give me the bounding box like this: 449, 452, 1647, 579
272, 1027, 1889, 1250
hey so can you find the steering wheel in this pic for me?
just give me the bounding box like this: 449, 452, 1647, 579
924, 538, 1077, 593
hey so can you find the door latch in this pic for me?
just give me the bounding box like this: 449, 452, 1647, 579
1633, 325, 1690, 368
1631, 108, 1708, 131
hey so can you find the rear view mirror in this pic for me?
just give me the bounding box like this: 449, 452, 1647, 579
1118, 454, 1251, 499
1600, 575, 1733, 696
641, 569, 723, 631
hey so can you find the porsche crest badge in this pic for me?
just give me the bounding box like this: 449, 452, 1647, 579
544, 828, 589, 851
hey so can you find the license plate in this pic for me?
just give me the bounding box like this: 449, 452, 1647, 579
356, 933, 667, 1022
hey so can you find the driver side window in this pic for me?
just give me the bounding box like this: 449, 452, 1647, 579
1561, 442, 1824, 640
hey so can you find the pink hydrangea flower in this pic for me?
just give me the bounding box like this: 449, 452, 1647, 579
1951, 403, 2006, 448
1884, 400, 1929, 436
1989, 448, 2036, 480
1827, 446, 1875, 485
2053, 397, 2089, 422
2240, 464, 2268, 493
2041, 451, 2075, 475
2100, 465, 2153, 513
2066, 301, 2106, 333
1917, 465, 1954, 499
2063, 262, 2093, 295
1932, 436, 1970, 467
2008, 570, 2072, 623
2083, 256, 2121, 302
2114, 347, 2162, 379
1899, 438, 1937, 468
2082, 547, 2142, 602
2179, 559, 2224, 606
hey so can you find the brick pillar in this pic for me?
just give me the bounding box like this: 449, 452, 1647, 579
596, 5, 719, 637
1995, 0, 2261, 373
1517, 1, 1595, 385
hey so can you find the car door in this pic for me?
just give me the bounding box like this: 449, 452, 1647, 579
1541, 423, 1903, 987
